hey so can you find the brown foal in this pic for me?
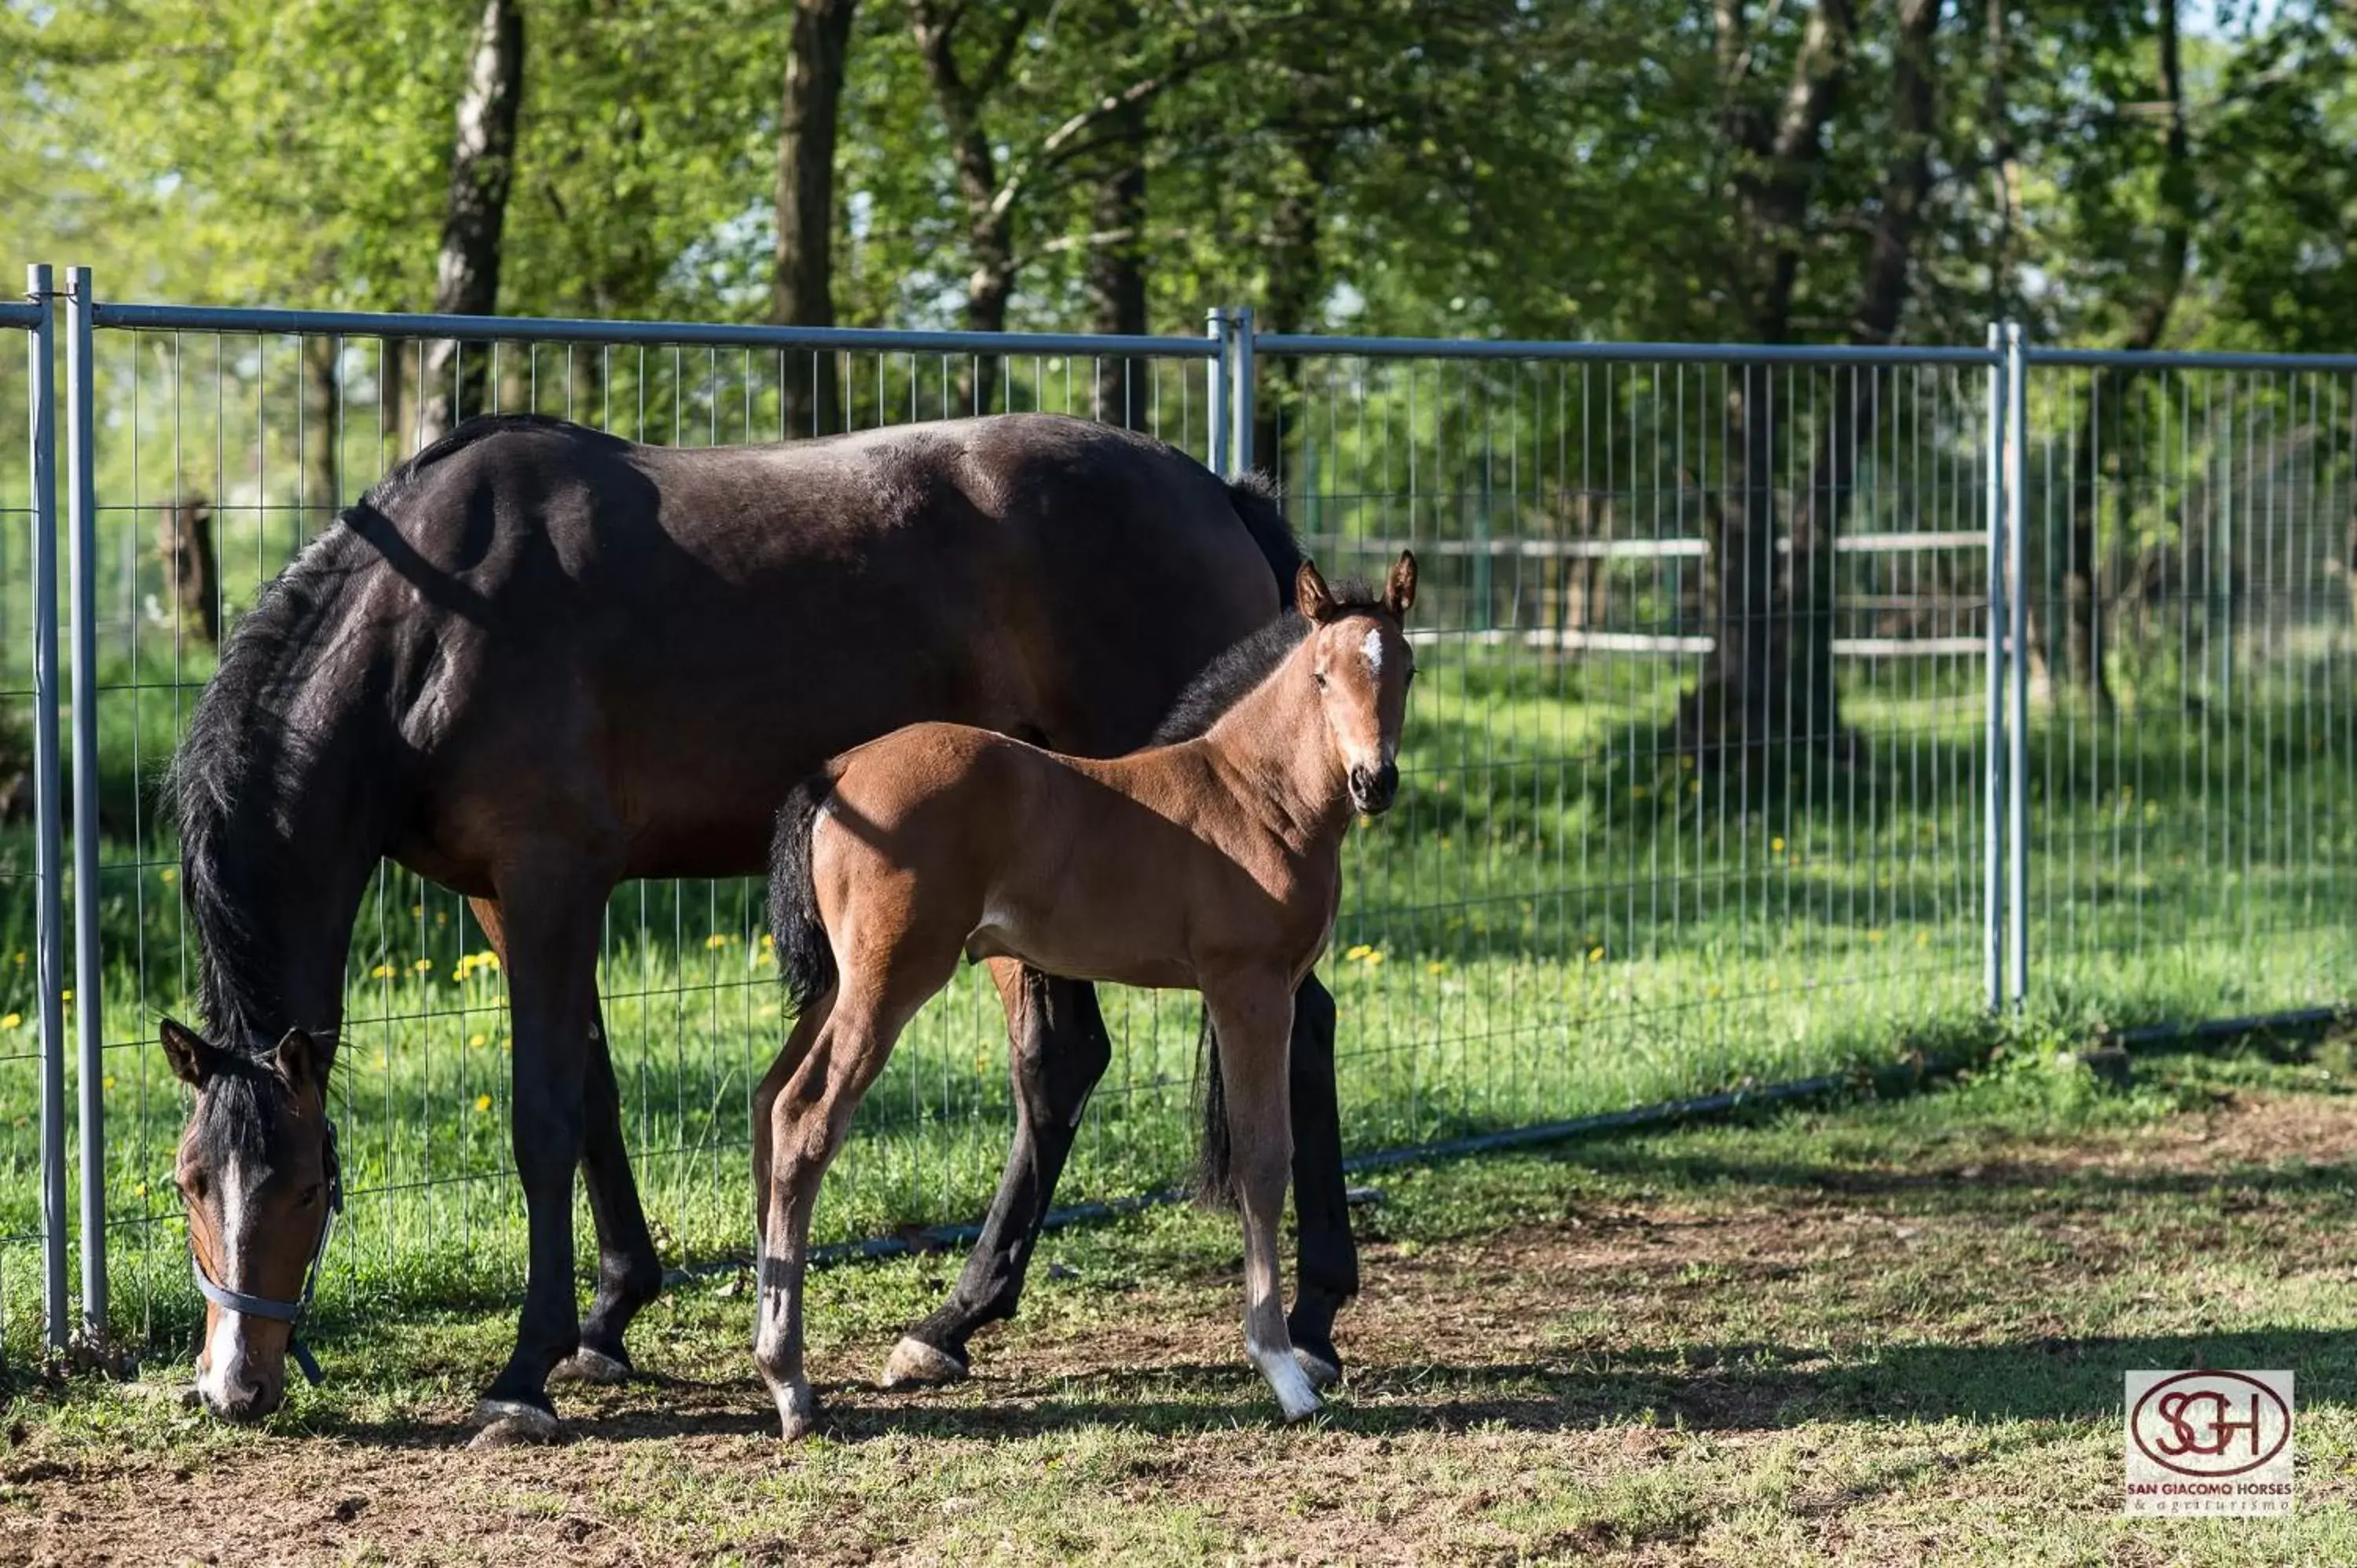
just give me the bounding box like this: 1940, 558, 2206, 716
757, 553, 1417, 1436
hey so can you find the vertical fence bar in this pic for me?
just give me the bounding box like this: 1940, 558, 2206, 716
1205, 309, 1233, 478
1982, 323, 2007, 1013
2003, 323, 2029, 1008
1230, 306, 1255, 477
27, 266, 68, 1350
64, 266, 105, 1337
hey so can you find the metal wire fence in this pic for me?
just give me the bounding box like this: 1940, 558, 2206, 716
6, 280, 2353, 1364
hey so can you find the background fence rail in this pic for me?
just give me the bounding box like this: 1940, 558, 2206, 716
5, 284, 2351, 1366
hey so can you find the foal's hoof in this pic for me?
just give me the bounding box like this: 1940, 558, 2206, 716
468, 1398, 563, 1449
1292, 1345, 1343, 1390
774, 1382, 820, 1443
879, 1335, 968, 1390
550, 1347, 632, 1386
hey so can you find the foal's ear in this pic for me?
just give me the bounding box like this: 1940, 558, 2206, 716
160, 1017, 222, 1089
1384, 551, 1418, 619
273, 1028, 331, 1096
1296, 560, 1337, 622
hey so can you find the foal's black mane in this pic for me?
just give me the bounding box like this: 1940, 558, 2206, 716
170, 416, 574, 1051
1149, 577, 1389, 746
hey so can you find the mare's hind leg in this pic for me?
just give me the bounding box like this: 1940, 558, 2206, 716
471, 896, 662, 1387
758, 959, 954, 1438
1203, 972, 1321, 1423
1285, 974, 1356, 1388
884, 963, 1111, 1388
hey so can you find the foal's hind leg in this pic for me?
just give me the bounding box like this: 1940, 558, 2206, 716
884, 964, 1110, 1389
472, 896, 662, 1387
1203, 973, 1321, 1423
757, 962, 948, 1439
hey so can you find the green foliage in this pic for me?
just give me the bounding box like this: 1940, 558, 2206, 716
5, 2, 2352, 349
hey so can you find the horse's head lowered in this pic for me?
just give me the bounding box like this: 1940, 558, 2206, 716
160, 1018, 341, 1422
1295, 551, 1417, 815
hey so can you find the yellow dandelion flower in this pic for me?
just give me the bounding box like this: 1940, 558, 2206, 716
760, 932, 775, 948
1770, 837, 1785, 853
10, 951, 23, 965
412, 958, 434, 973
370, 963, 394, 980
1365, 951, 1385, 967
468, 1033, 487, 1049
475, 1094, 493, 1112
410, 904, 424, 918
60, 989, 71, 1003
159, 867, 178, 884
705, 933, 731, 950
0, 1013, 19, 1030
102, 1075, 115, 1091
1587, 946, 1604, 963
1426, 962, 1446, 976
1344, 943, 1373, 962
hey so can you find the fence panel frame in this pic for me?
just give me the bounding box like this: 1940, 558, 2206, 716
41, 277, 2357, 1352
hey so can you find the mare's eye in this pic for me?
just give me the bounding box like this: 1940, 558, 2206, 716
296, 1184, 322, 1209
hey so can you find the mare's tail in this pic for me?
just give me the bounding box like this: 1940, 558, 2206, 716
1226, 471, 1303, 596
1193, 1011, 1237, 1209
768, 768, 841, 1015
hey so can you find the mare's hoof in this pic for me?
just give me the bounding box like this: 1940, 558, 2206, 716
879, 1335, 967, 1390
469, 1398, 563, 1449
775, 1383, 820, 1442
551, 1347, 632, 1386
1293, 1346, 1343, 1390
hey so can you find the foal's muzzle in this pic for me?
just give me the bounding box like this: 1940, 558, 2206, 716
1349, 760, 1400, 815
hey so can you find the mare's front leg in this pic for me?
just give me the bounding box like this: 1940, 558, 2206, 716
470, 896, 664, 1387
471, 862, 611, 1446
1203, 973, 1321, 1423
1285, 974, 1357, 1387
883, 963, 1112, 1388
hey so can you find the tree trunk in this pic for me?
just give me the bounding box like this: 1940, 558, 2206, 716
158, 496, 218, 648
1086, 119, 1150, 430
1251, 134, 1335, 474
302, 335, 342, 531
418, 0, 526, 446
911, 1, 1025, 413
2058, 0, 2188, 712
774, 0, 859, 437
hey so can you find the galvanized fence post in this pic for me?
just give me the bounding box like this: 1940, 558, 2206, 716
1982, 322, 2007, 1014
2003, 322, 2030, 1010
64, 266, 105, 1339
1206, 308, 1233, 477
26, 266, 68, 1351
1228, 306, 1255, 477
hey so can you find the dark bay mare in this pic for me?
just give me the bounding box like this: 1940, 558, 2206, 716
761, 557, 1415, 1435
159, 411, 1358, 1440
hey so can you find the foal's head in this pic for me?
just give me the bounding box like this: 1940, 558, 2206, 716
159, 1018, 337, 1422
1295, 551, 1418, 815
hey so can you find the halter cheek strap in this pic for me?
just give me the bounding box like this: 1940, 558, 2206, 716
188, 1119, 344, 1387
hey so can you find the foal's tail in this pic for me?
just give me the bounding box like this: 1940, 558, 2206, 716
1193, 1012, 1237, 1209
768, 769, 841, 1015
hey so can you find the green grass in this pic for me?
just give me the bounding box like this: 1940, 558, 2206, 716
0, 633, 2352, 1363
5, 1037, 2357, 1563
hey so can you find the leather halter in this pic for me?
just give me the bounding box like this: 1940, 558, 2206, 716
188, 1118, 344, 1387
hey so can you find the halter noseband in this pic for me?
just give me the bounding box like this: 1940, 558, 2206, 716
188, 1117, 344, 1387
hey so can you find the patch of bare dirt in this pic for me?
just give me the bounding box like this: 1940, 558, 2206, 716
6, 1090, 2351, 1566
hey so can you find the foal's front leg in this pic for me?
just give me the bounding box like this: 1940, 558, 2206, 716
1202, 973, 1322, 1423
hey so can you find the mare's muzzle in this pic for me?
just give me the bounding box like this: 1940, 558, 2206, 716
1349, 760, 1400, 815
190, 1117, 344, 1411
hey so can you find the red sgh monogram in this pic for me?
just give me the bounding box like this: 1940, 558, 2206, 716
2130, 1372, 2292, 1478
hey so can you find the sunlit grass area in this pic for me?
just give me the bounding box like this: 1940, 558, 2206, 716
2, 628, 2352, 1361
